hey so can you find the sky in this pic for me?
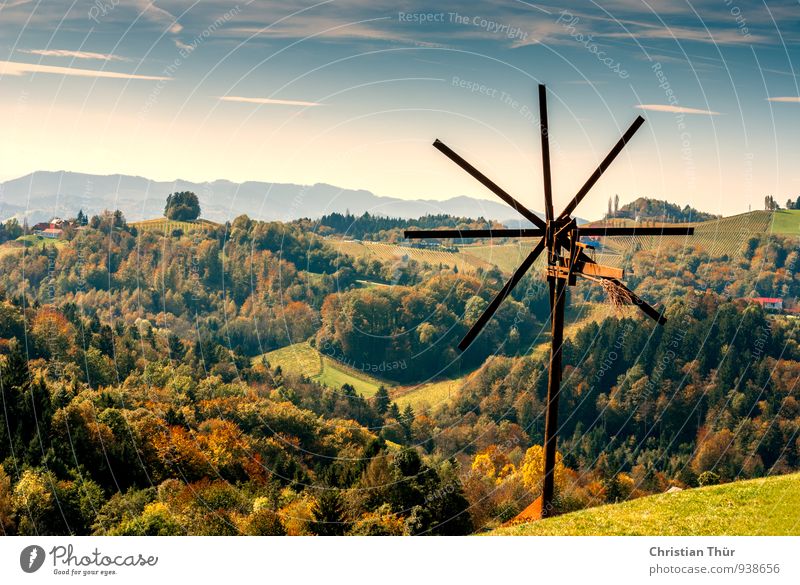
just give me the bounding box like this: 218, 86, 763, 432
0, 0, 798, 220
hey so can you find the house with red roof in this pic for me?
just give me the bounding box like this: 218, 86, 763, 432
749, 297, 783, 311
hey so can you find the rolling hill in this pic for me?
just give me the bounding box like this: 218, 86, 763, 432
490, 473, 800, 536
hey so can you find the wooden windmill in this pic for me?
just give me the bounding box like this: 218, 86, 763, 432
404, 85, 694, 518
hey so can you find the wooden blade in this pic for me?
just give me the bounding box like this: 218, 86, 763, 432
539, 84, 554, 222
558, 116, 645, 220
571, 248, 664, 324
609, 278, 667, 324
577, 226, 695, 237
404, 228, 544, 239
433, 139, 546, 229
458, 238, 546, 351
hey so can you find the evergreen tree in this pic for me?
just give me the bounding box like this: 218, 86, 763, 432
373, 386, 390, 415
310, 489, 347, 536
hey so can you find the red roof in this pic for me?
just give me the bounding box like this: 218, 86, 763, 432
751, 297, 782, 303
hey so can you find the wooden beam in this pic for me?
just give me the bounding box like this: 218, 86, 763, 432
547, 262, 623, 280
574, 261, 623, 279
542, 276, 566, 518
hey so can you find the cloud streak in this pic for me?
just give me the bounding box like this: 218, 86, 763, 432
636, 104, 720, 115
18, 49, 128, 61
134, 0, 183, 34
0, 60, 168, 80
767, 96, 800, 103
219, 96, 322, 107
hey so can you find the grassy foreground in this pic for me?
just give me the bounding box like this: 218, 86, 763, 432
491, 473, 800, 536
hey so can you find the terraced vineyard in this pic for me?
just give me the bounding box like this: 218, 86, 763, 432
462, 241, 625, 273
589, 211, 774, 257
131, 218, 220, 234
330, 239, 492, 274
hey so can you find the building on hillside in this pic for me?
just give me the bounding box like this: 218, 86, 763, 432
32, 222, 50, 234
749, 297, 783, 311
41, 227, 63, 239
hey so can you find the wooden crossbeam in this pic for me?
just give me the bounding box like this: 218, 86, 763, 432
547, 261, 623, 281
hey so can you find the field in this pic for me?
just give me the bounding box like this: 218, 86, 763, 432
0, 234, 66, 258
130, 217, 220, 234
393, 378, 463, 410
491, 473, 800, 536
257, 341, 470, 406
330, 239, 492, 274
258, 342, 386, 397
771, 209, 800, 234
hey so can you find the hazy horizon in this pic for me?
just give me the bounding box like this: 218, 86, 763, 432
1, 1, 798, 221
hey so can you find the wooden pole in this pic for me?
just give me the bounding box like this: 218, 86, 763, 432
542, 275, 566, 518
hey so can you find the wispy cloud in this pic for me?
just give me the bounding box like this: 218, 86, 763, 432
636, 104, 720, 115
17, 49, 128, 61
218, 96, 322, 107
767, 96, 800, 103
0, 60, 168, 80
135, 0, 182, 34
603, 25, 768, 45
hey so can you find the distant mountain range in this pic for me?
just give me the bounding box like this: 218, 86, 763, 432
0, 171, 546, 226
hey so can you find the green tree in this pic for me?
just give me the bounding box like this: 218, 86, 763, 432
310, 489, 347, 536
373, 386, 390, 415
164, 192, 201, 221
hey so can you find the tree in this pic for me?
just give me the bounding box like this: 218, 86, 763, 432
310, 489, 347, 535
76, 209, 88, 226
373, 386, 390, 415
0, 464, 13, 533
164, 192, 201, 221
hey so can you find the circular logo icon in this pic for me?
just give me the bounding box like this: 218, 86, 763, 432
20, 545, 46, 573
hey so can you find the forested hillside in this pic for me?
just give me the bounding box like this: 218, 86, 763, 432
0, 207, 797, 535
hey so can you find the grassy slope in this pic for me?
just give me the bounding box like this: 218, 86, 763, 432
394, 379, 462, 410
771, 210, 800, 234
257, 342, 470, 405
491, 473, 800, 536
258, 342, 386, 397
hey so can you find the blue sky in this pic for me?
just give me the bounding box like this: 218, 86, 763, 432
0, 0, 798, 219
